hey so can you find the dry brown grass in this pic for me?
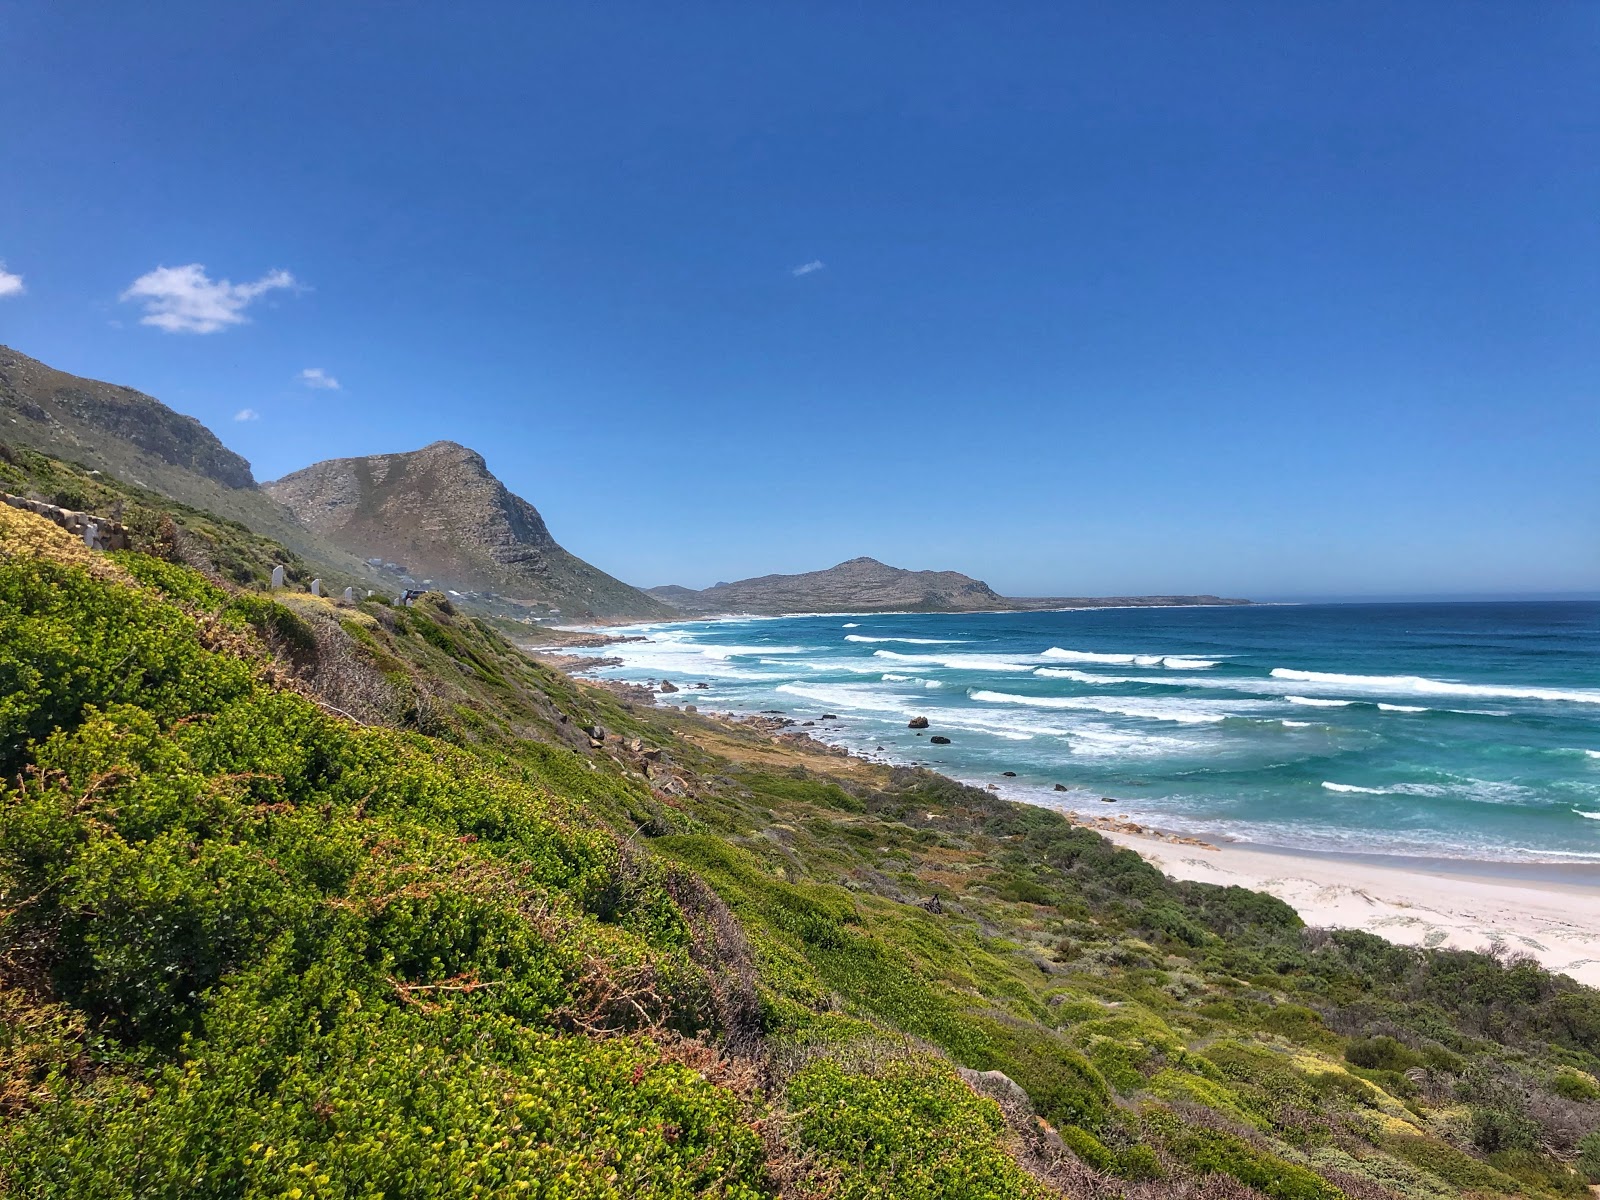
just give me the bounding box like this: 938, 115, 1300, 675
0, 506, 129, 582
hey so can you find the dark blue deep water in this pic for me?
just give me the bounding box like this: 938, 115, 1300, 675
588, 602, 1600, 861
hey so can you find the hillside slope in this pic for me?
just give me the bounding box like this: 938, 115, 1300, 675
3, 463, 1597, 1199
0, 345, 388, 590
651, 556, 1248, 615
266, 440, 672, 623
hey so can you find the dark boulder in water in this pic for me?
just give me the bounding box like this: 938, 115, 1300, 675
1002, 771, 1017, 777
908, 716, 929, 729
930, 735, 951, 745
1054, 783, 1068, 792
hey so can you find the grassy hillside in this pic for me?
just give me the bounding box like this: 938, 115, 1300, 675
3, 458, 1599, 1198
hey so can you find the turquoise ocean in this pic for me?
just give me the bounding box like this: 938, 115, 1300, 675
585, 602, 1600, 863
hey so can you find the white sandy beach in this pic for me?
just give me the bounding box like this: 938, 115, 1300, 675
1099, 829, 1600, 987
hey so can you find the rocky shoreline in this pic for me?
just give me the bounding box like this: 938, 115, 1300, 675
552, 659, 1221, 853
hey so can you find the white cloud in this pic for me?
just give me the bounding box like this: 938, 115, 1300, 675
0, 263, 24, 298
234, 408, 260, 422
120, 263, 296, 334
791, 260, 825, 277
298, 367, 340, 390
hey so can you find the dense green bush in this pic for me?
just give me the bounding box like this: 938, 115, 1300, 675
1578, 1131, 1600, 1182
1345, 1035, 1424, 1073
0, 557, 254, 777
785, 1054, 1047, 1199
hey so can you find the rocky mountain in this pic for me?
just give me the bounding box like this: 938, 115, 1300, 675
266, 441, 672, 623
0, 345, 388, 588
1, 344, 255, 492
650, 556, 1248, 615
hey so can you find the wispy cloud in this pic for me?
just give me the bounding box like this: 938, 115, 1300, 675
298, 367, 340, 390
234, 408, 260, 422
0, 262, 24, 298
120, 263, 296, 334
791, 260, 825, 277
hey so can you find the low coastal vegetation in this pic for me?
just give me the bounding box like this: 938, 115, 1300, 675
3, 447, 1600, 1197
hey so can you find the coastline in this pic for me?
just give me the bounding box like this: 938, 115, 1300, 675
584, 669, 1600, 988
1094, 826, 1600, 987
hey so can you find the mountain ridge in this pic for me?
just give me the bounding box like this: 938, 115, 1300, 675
650, 555, 1249, 616
0, 344, 393, 590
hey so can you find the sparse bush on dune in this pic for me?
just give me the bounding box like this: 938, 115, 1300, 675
3, 484, 1599, 1198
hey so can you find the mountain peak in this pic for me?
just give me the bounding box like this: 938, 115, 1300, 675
266, 444, 669, 622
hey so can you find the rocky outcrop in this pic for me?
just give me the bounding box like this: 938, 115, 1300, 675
2, 492, 128, 550
266, 441, 671, 623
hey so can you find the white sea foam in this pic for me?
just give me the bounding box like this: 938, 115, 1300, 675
1324, 778, 1545, 806
589, 631, 783, 680
1041, 647, 1219, 670
1285, 696, 1353, 708
1576, 810, 1600, 821
1033, 667, 1193, 687
1587, 751, 1600, 761
844, 635, 966, 644
880, 673, 912, 682
1042, 647, 1143, 664
842, 622, 860, 628
1377, 703, 1429, 713
699, 644, 807, 659
1281, 720, 1312, 728
873, 649, 1036, 672
1271, 668, 1600, 706
968, 689, 1235, 725
774, 683, 1036, 739
925, 679, 944, 688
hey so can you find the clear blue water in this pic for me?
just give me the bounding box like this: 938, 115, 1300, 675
586, 602, 1600, 862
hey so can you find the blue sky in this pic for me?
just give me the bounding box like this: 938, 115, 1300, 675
1, 3, 1595, 598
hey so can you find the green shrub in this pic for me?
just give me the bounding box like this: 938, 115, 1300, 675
223, 593, 318, 661
1382, 1132, 1521, 1192
1345, 1035, 1423, 1073
1469, 1105, 1541, 1154
1145, 1108, 1343, 1200
0, 558, 255, 776
108, 551, 229, 610
1552, 1070, 1600, 1102
785, 1054, 1048, 1199
1578, 1131, 1600, 1182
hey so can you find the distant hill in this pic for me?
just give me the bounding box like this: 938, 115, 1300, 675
650, 556, 1248, 615
0, 345, 388, 590
649, 557, 1007, 615
266, 441, 673, 623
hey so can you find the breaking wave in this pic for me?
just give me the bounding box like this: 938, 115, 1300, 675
873, 649, 1036, 672
968, 689, 1232, 725
844, 635, 966, 644
1043, 648, 1218, 669
1271, 668, 1600, 706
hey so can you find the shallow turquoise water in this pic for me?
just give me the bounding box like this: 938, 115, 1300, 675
587, 602, 1600, 862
